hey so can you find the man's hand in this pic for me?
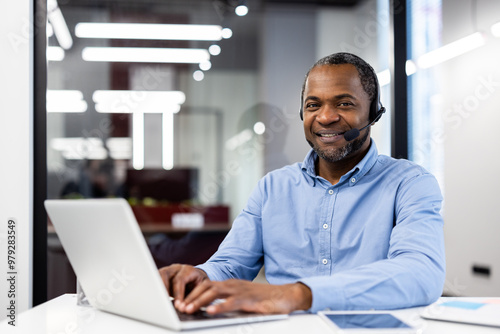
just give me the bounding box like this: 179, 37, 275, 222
158, 264, 209, 308
177, 279, 312, 315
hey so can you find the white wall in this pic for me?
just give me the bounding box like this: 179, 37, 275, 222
259, 5, 316, 170
316, 0, 392, 156
440, 0, 500, 296
179, 69, 259, 219
0, 0, 33, 321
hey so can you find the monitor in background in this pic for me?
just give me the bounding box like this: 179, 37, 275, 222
125, 168, 198, 203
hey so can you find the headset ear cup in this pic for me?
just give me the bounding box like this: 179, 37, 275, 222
370, 69, 385, 124
299, 107, 303, 121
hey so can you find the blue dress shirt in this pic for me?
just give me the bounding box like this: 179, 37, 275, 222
197, 141, 445, 312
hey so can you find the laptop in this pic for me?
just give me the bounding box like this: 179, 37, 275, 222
45, 198, 288, 331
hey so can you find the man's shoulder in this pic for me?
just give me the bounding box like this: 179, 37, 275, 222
263, 162, 304, 179
256, 162, 310, 190
375, 154, 432, 179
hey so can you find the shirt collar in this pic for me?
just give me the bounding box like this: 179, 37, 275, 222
301, 140, 379, 187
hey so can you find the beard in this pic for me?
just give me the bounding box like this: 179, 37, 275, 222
307, 128, 370, 163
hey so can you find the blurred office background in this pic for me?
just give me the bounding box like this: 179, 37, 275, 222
18, 0, 500, 302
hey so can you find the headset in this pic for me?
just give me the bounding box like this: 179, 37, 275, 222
299, 64, 386, 141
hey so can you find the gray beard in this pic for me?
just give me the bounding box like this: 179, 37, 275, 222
307, 129, 370, 163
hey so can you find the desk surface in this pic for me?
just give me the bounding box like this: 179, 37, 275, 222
2, 295, 500, 334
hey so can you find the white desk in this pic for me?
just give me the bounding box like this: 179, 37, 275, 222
1, 294, 499, 333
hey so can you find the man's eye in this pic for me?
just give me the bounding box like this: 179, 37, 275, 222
306, 103, 319, 108
339, 102, 354, 107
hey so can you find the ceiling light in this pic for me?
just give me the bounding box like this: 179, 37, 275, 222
199, 60, 212, 71
47, 46, 65, 61
47, 0, 73, 49
376, 69, 391, 87
163, 111, 174, 170
92, 90, 185, 114
75, 23, 224, 41
235, 5, 249, 16
106, 138, 132, 160
50, 138, 107, 160
491, 21, 500, 37
132, 112, 144, 170
47, 23, 54, 37
209, 44, 221, 56
82, 47, 210, 64
47, 90, 87, 112
405, 60, 417, 76
193, 70, 204, 81
221, 28, 233, 39
253, 122, 265, 135
417, 32, 486, 69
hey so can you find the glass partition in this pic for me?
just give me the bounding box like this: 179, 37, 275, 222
45, 0, 392, 299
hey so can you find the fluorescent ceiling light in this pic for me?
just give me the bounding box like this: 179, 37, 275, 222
47, 0, 73, 49
417, 32, 486, 69
50, 138, 107, 160
405, 60, 417, 76
82, 47, 210, 64
75, 23, 223, 41
132, 112, 144, 170
47, 90, 87, 113
491, 21, 500, 37
106, 138, 132, 160
163, 111, 174, 170
93, 90, 185, 114
47, 46, 65, 61
376, 69, 391, 87
47, 22, 54, 37
51, 137, 132, 160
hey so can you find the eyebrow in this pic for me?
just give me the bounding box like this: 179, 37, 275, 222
304, 93, 359, 102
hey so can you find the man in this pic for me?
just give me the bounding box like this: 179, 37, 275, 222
159, 52, 445, 315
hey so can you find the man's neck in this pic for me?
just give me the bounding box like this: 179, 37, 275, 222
315, 144, 370, 185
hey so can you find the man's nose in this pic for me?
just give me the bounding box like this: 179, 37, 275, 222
316, 105, 340, 124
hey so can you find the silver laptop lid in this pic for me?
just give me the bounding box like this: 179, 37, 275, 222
45, 198, 182, 331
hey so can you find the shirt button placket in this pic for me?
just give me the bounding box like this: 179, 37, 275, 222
320, 188, 334, 273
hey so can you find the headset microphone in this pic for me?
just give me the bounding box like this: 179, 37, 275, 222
343, 106, 385, 141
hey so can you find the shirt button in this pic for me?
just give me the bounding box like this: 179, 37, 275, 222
351, 177, 356, 183
328, 189, 334, 195
323, 223, 328, 229
322, 259, 328, 265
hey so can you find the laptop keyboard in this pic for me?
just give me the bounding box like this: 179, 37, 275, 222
177, 309, 229, 321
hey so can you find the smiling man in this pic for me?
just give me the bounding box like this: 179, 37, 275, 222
159, 52, 445, 315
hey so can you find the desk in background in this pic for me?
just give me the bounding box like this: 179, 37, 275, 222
46, 204, 231, 301
2, 295, 500, 334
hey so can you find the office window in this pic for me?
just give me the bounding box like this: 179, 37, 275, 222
408, 0, 500, 297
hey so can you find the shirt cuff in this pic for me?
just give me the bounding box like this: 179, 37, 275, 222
298, 276, 347, 312
195, 263, 227, 281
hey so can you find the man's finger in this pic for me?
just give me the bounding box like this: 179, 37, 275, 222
183, 282, 220, 314
172, 270, 188, 304
206, 296, 240, 314
159, 265, 180, 294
